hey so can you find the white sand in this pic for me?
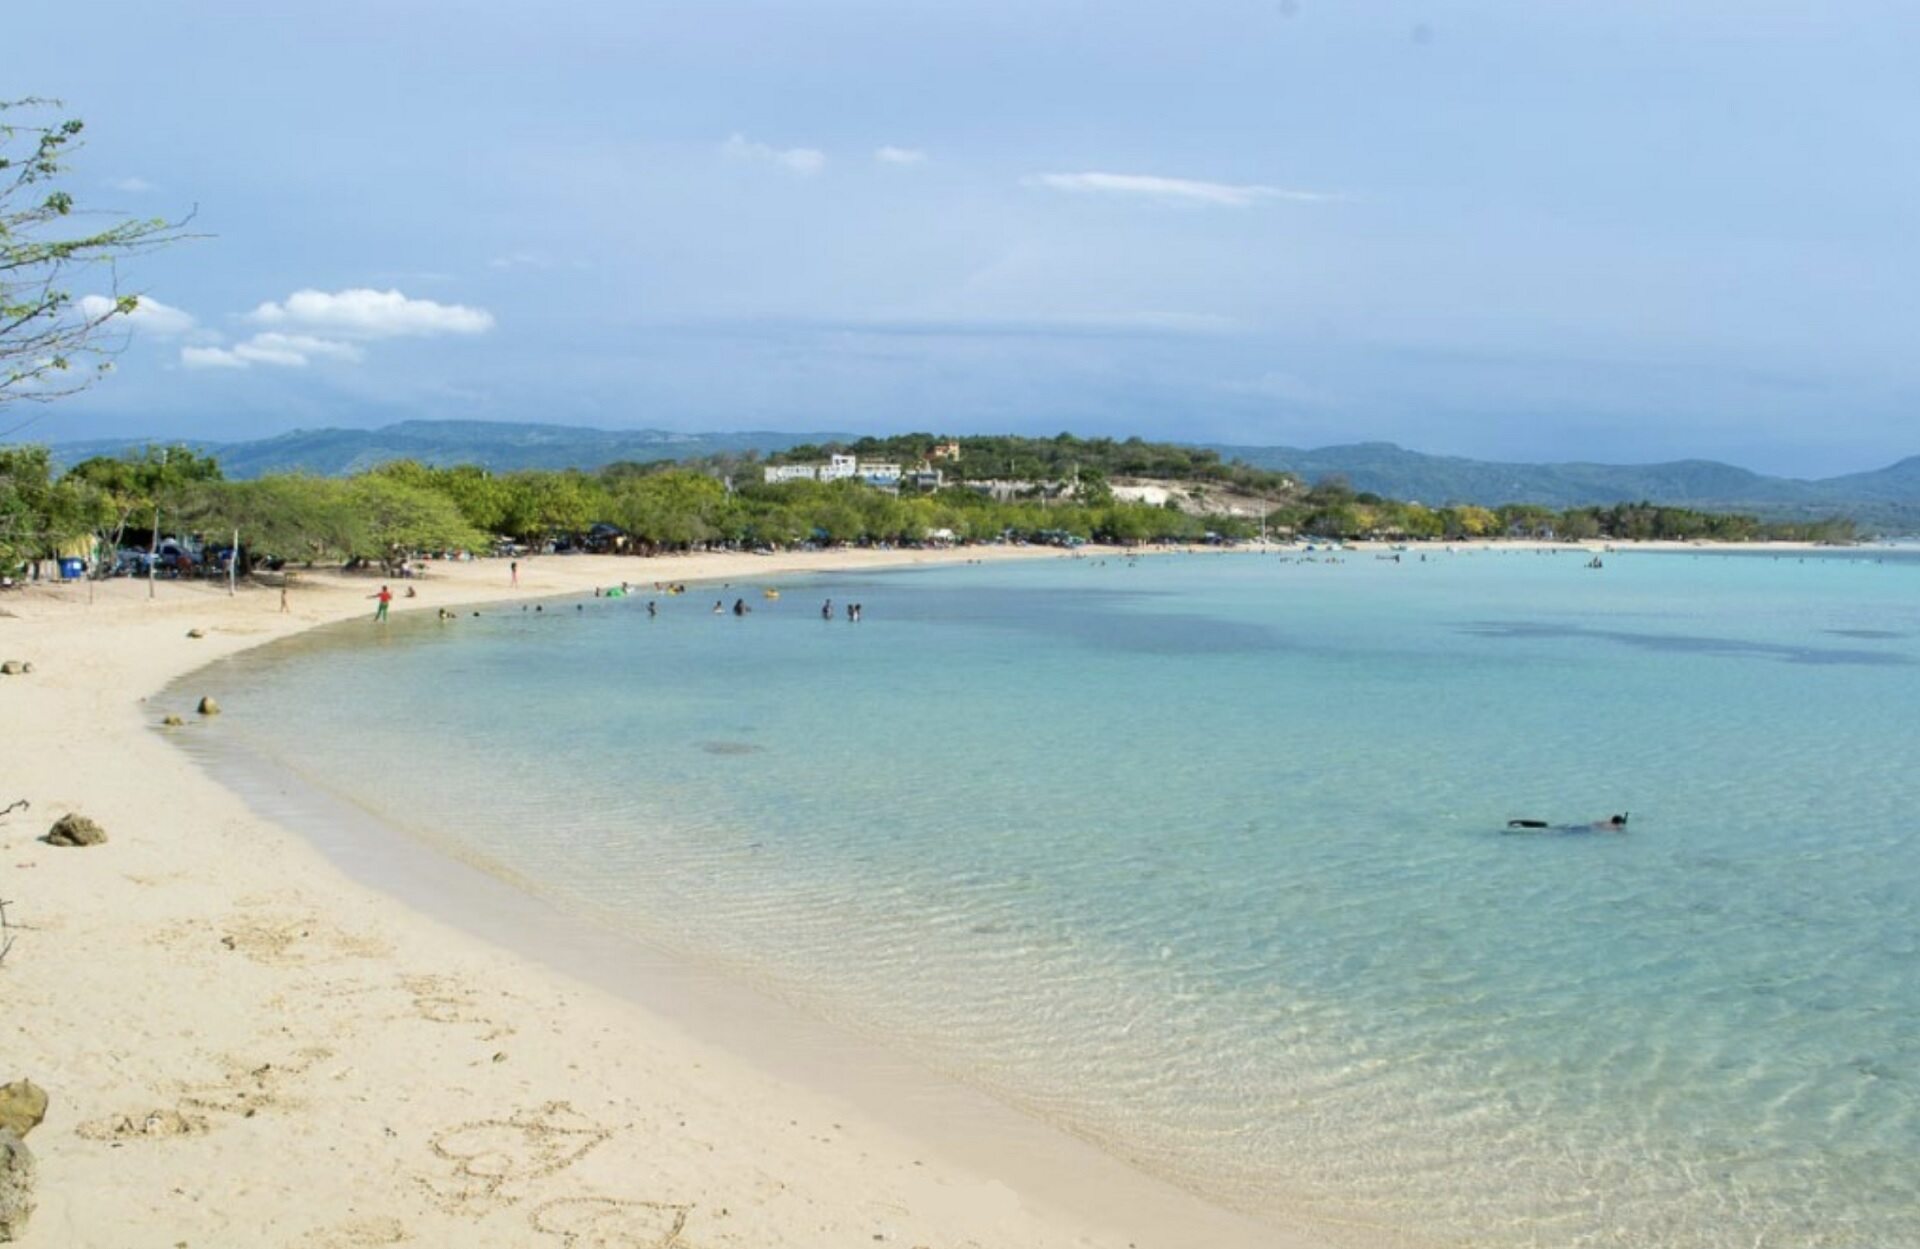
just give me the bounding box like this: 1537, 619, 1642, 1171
1, 549, 1293, 1249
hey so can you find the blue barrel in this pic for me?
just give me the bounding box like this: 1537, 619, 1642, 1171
59, 558, 85, 580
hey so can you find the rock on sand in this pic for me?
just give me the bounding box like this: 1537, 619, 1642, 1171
0, 1129, 32, 1242
0, 1084, 45, 1139
45, 815, 107, 848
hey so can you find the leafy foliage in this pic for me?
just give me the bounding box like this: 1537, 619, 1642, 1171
2, 100, 189, 415
0, 438, 1863, 581
774, 431, 1303, 497
0, 444, 109, 573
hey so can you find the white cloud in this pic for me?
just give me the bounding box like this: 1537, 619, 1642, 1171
78, 293, 198, 337
180, 346, 248, 370
178, 286, 491, 377
180, 332, 364, 370
107, 176, 154, 193
249, 288, 495, 338
241, 333, 365, 366
874, 146, 927, 166
722, 133, 826, 176
1026, 171, 1336, 207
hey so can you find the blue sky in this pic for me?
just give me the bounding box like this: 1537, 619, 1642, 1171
14, 1, 1920, 475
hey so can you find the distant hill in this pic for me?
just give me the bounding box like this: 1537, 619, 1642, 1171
1207, 441, 1920, 530
1817, 455, 1920, 503
44, 422, 1920, 530
52, 420, 845, 478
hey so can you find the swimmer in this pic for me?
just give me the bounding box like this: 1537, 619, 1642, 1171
1505, 813, 1629, 833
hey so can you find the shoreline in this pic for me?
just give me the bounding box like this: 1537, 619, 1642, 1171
1, 546, 1295, 1249
1, 536, 1885, 1247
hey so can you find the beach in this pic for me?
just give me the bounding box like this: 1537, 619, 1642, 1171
8, 539, 1904, 1249
1, 547, 1293, 1249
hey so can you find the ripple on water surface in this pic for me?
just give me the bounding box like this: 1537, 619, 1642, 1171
186, 550, 1920, 1248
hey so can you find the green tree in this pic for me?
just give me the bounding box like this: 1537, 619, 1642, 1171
64, 444, 224, 572
174, 475, 360, 567
3, 100, 190, 414
496, 471, 601, 542
344, 476, 484, 570
608, 470, 728, 549
0, 444, 110, 574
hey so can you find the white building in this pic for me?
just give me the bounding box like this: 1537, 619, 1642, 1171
765, 453, 914, 488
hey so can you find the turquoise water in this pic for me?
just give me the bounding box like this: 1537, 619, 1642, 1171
190, 549, 1920, 1247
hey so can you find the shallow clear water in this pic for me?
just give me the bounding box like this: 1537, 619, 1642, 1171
188, 548, 1920, 1247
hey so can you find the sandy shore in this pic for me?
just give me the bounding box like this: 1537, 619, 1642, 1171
0, 547, 1292, 1249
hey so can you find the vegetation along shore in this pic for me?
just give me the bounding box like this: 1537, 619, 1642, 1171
0, 433, 1860, 581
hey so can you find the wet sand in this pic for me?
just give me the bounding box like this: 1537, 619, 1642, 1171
0, 548, 1291, 1249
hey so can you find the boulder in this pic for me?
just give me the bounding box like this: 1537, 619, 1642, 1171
0, 662, 24, 677
0, 1129, 31, 1242
196, 696, 221, 716
162, 715, 185, 727
0, 1084, 44, 1139
45, 814, 107, 848
186, 628, 205, 639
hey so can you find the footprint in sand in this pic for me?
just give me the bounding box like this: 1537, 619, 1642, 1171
124, 871, 191, 887
398, 973, 517, 1040
299, 1215, 411, 1247
421, 1102, 614, 1213
74, 1107, 210, 1141
530, 1197, 698, 1249
179, 1046, 335, 1117
156, 913, 391, 966
76, 1045, 334, 1140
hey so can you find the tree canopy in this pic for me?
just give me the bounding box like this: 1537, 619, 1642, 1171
2, 99, 189, 418
0, 440, 1864, 580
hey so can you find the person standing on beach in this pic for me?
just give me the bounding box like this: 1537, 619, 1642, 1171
372, 585, 392, 622
279, 583, 290, 614
510, 559, 519, 586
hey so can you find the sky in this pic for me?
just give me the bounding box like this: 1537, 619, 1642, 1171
10, 0, 1920, 475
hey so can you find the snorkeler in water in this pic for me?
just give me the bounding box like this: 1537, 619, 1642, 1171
1505, 813, 1629, 833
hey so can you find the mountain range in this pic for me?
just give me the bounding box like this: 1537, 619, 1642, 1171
1208, 441, 1920, 522
50, 420, 842, 479
47, 420, 1920, 530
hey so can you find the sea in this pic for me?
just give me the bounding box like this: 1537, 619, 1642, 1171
174, 546, 1920, 1248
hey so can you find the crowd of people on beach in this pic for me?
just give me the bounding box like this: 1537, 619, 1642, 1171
378, 564, 872, 627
